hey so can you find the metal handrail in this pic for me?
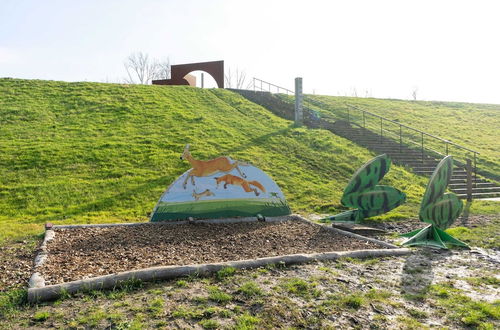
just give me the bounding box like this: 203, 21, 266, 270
249, 80, 480, 180
253, 77, 294, 95
302, 95, 480, 180
346, 105, 480, 155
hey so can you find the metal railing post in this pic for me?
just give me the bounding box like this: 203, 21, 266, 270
445, 142, 449, 155
421, 132, 424, 163
362, 111, 366, 128
380, 118, 383, 144
347, 108, 350, 124
466, 159, 473, 201
399, 124, 402, 153
474, 153, 477, 186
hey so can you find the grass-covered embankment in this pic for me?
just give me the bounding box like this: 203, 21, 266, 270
0, 78, 430, 243
1, 78, 499, 328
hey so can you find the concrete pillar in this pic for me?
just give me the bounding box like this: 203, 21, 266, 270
295, 77, 303, 126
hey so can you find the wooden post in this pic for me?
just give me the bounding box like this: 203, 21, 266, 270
466, 159, 473, 201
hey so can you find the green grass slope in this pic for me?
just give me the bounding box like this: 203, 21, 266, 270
305, 95, 500, 178
0, 78, 432, 242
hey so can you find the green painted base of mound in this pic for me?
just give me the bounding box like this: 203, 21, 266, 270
150, 198, 291, 222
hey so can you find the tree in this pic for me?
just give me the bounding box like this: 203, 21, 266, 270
123, 52, 170, 84
224, 67, 252, 89
412, 86, 418, 101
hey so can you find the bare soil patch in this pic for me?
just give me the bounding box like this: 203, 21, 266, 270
39, 220, 386, 285
361, 215, 489, 235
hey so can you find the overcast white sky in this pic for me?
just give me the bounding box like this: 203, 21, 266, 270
1, 0, 500, 104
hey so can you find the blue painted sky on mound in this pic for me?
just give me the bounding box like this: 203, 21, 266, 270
1, 0, 500, 104
158, 165, 286, 203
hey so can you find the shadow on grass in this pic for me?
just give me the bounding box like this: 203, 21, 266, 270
458, 200, 472, 227
27, 175, 171, 224
400, 249, 448, 301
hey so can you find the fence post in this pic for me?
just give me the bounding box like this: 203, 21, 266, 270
421, 132, 424, 163
294, 77, 303, 126
399, 125, 402, 153
466, 159, 473, 201
380, 118, 383, 144
474, 153, 477, 186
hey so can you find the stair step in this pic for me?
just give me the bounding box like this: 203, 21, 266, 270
450, 179, 483, 184
413, 168, 466, 172
413, 168, 467, 177
457, 192, 500, 199
449, 182, 496, 188
408, 166, 459, 170
395, 160, 439, 164
414, 174, 470, 179
452, 187, 500, 193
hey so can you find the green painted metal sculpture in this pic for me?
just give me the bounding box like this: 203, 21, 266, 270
321, 154, 406, 223
401, 155, 469, 249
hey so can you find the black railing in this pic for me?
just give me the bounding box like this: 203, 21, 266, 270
249, 78, 481, 181
253, 77, 294, 95
303, 96, 479, 179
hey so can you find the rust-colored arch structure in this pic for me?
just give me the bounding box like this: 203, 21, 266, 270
152, 60, 224, 88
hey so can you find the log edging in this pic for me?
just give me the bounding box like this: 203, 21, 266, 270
27, 215, 410, 302
28, 247, 411, 302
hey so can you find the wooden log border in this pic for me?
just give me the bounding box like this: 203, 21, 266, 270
28, 215, 411, 302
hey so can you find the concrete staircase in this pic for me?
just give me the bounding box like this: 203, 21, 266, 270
331, 122, 500, 199
230, 89, 500, 199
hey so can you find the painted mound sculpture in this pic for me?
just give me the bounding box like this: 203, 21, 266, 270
150, 144, 290, 221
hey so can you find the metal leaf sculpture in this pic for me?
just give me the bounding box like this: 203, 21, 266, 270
401, 156, 469, 249
321, 154, 406, 223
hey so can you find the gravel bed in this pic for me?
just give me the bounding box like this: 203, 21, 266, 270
39, 220, 386, 285
0, 242, 35, 292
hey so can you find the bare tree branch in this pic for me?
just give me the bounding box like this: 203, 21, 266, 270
225, 67, 251, 89
123, 52, 170, 84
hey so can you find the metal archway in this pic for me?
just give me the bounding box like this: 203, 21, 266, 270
152, 60, 224, 88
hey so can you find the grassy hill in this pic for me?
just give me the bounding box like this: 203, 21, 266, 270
304, 95, 500, 179
0, 78, 434, 243
1, 79, 499, 328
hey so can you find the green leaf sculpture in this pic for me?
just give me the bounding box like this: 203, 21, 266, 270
321, 154, 406, 223
401, 155, 469, 249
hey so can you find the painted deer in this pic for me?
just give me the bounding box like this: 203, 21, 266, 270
214, 174, 266, 196
192, 189, 215, 201
180, 144, 247, 189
